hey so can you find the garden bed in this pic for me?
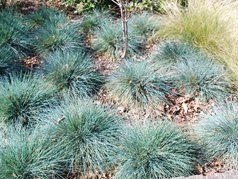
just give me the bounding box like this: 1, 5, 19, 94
0, 0, 238, 178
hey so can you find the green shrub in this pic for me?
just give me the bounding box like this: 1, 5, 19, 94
174, 54, 232, 101
116, 121, 199, 178
195, 103, 238, 169
92, 21, 142, 59
128, 12, 160, 42
0, 73, 56, 126
33, 21, 83, 58
106, 60, 173, 107
0, 10, 30, 71
129, 0, 168, 13
152, 41, 198, 63
27, 7, 67, 29
44, 51, 103, 97
0, 125, 65, 178
60, 0, 112, 12
49, 99, 122, 175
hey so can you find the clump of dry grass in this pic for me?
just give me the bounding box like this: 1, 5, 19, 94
155, 0, 238, 87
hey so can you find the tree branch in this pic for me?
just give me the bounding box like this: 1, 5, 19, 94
111, 0, 120, 6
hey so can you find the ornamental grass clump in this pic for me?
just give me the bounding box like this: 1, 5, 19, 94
115, 121, 199, 178
157, 0, 232, 59
33, 21, 83, 58
128, 12, 160, 42
156, 0, 238, 87
0, 73, 56, 126
0, 125, 65, 178
44, 51, 103, 97
27, 7, 68, 29
49, 99, 122, 176
174, 54, 232, 101
80, 10, 112, 34
0, 10, 30, 71
92, 21, 142, 59
195, 103, 238, 169
152, 41, 198, 63
106, 60, 173, 107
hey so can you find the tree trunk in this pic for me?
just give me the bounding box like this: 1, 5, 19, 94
112, 0, 129, 59
120, 1, 128, 59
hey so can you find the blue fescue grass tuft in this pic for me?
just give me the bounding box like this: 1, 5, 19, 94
33, 21, 83, 58
47, 99, 122, 176
80, 9, 112, 34
128, 12, 160, 42
115, 121, 199, 178
195, 103, 238, 169
92, 21, 143, 59
0, 125, 65, 178
106, 60, 173, 107
0, 9, 30, 70
43, 50, 104, 97
174, 54, 233, 101
27, 7, 68, 29
0, 73, 56, 126
152, 41, 199, 63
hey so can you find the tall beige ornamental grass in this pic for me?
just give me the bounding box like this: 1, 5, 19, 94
155, 0, 238, 87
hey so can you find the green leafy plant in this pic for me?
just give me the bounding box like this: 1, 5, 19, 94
0, 125, 65, 178
61, 0, 112, 12
116, 121, 199, 178
27, 7, 67, 29
43, 51, 104, 97
92, 21, 142, 59
49, 99, 122, 176
106, 60, 173, 107
128, 12, 160, 42
0, 73, 56, 126
195, 103, 238, 169
33, 21, 83, 58
128, 0, 168, 13
0, 10, 30, 71
174, 55, 232, 101
129, 0, 188, 13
